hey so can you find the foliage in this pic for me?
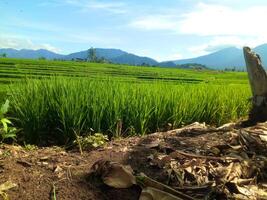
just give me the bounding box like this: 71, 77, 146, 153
24, 143, 38, 151
88, 47, 97, 62
0, 58, 252, 144
38, 56, 46, 60
87, 47, 109, 63
74, 133, 109, 149
8, 77, 250, 144
178, 63, 208, 70
0, 100, 17, 142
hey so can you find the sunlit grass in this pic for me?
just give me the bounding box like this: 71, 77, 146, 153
0, 58, 252, 144
9, 77, 251, 144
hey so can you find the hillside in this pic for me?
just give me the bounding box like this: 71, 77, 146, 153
1, 44, 267, 69
173, 44, 267, 70
253, 44, 267, 67
0, 48, 161, 66
0, 48, 64, 59
173, 47, 244, 70
110, 53, 158, 66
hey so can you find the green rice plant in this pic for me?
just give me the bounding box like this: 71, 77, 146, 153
8, 76, 251, 145
9, 81, 48, 143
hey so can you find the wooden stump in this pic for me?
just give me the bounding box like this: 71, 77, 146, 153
243, 47, 267, 122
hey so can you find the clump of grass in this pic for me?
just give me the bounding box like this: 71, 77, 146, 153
9, 77, 251, 144
23, 143, 38, 151
74, 133, 108, 154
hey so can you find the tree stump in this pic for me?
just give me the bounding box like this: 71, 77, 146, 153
243, 46, 267, 122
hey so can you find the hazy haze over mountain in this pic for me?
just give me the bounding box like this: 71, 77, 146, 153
0, 48, 159, 66
173, 44, 267, 70
1, 44, 267, 70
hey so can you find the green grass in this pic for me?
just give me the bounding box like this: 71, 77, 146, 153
0, 58, 252, 144
0, 57, 249, 85
9, 78, 251, 144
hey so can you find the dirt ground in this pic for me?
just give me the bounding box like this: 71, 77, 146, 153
0, 122, 267, 200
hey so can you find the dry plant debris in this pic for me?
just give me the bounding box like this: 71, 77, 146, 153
1, 121, 267, 199
90, 122, 267, 200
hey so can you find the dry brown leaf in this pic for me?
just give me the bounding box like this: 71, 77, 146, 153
227, 163, 242, 181
231, 184, 267, 200
102, 163, 136, 188
229, 145, 243, 150
240, 160, 258, 178
259, 134, 267, 142
139, 187, 183, 200
245, 185, 267, 198
233, 193, 254, 200
235, 185, 254, 197
172, 168, 185, 186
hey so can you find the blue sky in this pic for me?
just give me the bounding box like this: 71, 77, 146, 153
1, 0, 267, 61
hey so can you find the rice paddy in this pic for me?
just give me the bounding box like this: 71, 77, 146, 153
0, 58, 251, 144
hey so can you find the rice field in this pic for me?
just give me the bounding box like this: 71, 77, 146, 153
0, 58, 252, 144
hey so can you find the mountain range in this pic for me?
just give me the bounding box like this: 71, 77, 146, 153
1, 44, 267, 70
0, 48, 158, 66
173, 44, 267, 70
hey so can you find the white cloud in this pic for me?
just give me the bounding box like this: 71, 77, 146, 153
179, 3, 267, 37
130, 3, 267, 37
84, 2, 126, 14
129, 15, 178, 30
0, 36, 61, 53
130, 3, 267, 57
62, 0, 127, 14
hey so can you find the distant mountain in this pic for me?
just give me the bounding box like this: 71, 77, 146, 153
173, 47, 244, 70
173, 44, 267, 70
65, 49, 158, 66
110, 53, 158, 66
253, 44, 267, 67
0, 48, 64, 59
0, 47, 159, 66
2, 44, 267, 69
